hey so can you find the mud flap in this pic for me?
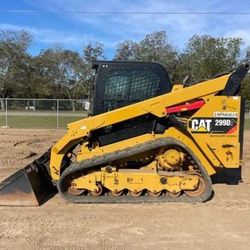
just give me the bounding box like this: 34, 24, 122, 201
0, 163, 55, 206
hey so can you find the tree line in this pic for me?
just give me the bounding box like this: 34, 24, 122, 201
0, 30, 249, 103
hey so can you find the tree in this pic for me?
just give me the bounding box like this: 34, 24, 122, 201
83, 42, 104, 63
0, 30, 32, 110
37, 48, 84, 110
179, 35, 243, 83
82, 42, 105, 86
0, 28, 247, 104
37, 43, 104, 111
114, 40, 136, 61
240, 49, 250, 101
114, 31, 178, 81
82, 42, 105, 111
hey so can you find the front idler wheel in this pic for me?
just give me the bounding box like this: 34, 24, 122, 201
184, 177, 206, 197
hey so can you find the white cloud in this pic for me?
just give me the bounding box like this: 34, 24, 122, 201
26, 0, 208, 39
0, 23, 92, 45
6, 0, 250, 55
24, 0, 250, 49
19, 1, 200, 53
0, 23, 119, 51
225, 29, 250, 45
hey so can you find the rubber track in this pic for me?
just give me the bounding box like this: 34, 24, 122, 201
57, 138, 213, 203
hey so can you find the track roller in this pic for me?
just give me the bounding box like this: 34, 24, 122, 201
129, 190, 143, 197
90, 184, 103, 196
111, 189, 123, 197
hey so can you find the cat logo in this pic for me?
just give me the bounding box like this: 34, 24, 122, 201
190, 119, 212, 133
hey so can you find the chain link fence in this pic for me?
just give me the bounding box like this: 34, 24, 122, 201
0, 98, 249, 129
0, 98, 88, 129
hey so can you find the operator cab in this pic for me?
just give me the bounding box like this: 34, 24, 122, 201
89, 61, 172, 147
92, 61, 171, 115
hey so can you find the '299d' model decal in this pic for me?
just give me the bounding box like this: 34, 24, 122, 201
189, 118, 238, 134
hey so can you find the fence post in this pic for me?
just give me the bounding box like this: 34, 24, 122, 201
5, 97, 8, 127
56, 99, 59, 129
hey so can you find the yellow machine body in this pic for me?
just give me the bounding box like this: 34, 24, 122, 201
50, 75, 242, 180
0, 62, 248, 206
45, 69, 244, 201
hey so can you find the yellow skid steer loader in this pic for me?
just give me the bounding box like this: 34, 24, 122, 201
0, 61, 248, 206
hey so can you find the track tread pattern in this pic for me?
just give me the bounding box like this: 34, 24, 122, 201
57, 138, 213, 203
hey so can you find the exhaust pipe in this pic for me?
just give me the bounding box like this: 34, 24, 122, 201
0, 151, 56, 206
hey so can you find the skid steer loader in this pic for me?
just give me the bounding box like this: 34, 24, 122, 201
0, 61, 249, 206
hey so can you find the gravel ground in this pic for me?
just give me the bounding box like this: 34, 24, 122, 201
0, 129, 250, 250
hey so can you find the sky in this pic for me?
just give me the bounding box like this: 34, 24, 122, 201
0, 0, 250, 58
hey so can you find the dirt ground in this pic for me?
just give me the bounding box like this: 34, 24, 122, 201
0, 129, 250, 250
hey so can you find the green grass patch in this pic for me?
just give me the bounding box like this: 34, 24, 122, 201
0, 115, 83, 129
245, 118, 250, 130
0, 115, 250, 130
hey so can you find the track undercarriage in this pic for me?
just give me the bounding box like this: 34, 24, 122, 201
58, 138, 212, 203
